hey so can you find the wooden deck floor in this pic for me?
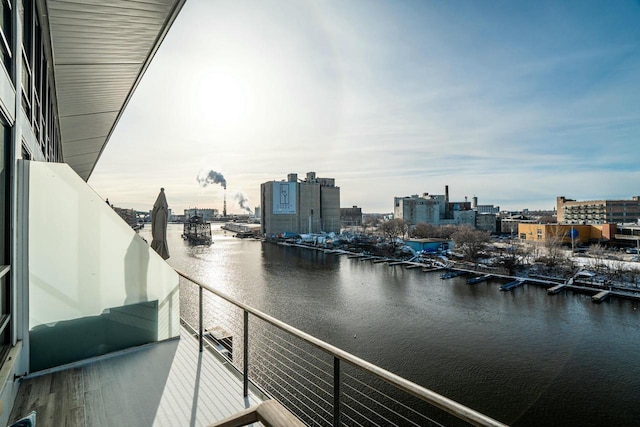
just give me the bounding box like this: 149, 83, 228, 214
8, 327, 262, 426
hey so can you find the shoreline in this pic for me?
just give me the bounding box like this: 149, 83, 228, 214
272, 240, 640, 303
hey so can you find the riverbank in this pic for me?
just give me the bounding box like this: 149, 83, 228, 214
272, 239, 640, 303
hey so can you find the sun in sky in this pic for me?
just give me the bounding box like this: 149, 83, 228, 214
194, 67, 251, 131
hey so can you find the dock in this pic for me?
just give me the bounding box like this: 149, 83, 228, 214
466, 274, 492, 285
440, 270, 468, 280
591, 290, 611, 303
500, 279, 526, 292
547, 284, 566, 294
270, 242, 640, 303
275, 241, 640, 303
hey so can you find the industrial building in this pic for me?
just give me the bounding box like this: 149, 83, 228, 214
394, 186, 476, 228
261, 172, 341, 236
340, 205, 363, 228
476, 214, 498, 233
518, 223, 616, 246
557, 196, 640, 225
184, 208, 218, 222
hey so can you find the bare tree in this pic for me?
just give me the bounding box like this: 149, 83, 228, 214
436, 225, 458, 239
608, 260, 627, 283
541, 225, 568, 268
497, 242, 525, 275
522, 240, 542, 265
362, 216, 380, 235
628, 266, 640, 288
410, 222, 438, 238
451, 226, 491, 262
380, 218, 409, 243
587, 243, 608, 272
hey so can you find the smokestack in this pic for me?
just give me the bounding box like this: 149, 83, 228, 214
444, 185, 450, 219
223, 190, 227, 217
472, 196, 478, 209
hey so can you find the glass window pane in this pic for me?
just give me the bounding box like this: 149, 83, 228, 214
0, 0, 12, 74
0, 123, 6, 263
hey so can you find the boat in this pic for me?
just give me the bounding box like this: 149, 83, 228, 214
182, 213, 213, 245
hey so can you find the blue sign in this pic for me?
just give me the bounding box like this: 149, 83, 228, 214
568, 228, 579, 239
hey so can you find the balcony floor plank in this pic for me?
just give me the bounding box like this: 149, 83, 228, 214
9, 327, 262, 426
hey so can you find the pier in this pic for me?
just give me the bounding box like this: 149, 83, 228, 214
221, 222, 261, 238
440, 270, 468, 279
500, 279, 526, 292
466, 274, 493, 285
388, 261, 407, 266
592, 290, 611, 303
547, 284, 566, 294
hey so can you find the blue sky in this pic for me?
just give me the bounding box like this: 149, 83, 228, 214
89, 0, 640, 214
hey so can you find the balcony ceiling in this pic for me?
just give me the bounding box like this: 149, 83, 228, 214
47, 0, 185, 180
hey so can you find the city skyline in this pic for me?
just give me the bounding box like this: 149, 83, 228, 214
88, 0, 640, 214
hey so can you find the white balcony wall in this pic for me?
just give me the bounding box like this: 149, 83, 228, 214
25, 161, 179, 371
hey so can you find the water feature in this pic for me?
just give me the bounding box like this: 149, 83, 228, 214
141, 223, 640, 426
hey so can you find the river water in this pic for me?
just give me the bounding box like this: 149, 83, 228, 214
141, 224, 640, 426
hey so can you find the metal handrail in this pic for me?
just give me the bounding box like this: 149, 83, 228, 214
176, 268, 508, 427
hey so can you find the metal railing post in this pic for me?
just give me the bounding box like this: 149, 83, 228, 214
243, 310, 249, 397
333, 356, 340, 427
199, 286, 203, 353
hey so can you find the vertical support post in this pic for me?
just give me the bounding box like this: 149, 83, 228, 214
199, 286, 203, 353
243, 310, 249, 397
333, 357, 340, 427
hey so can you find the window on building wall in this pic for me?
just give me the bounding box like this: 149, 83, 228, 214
20, 0, 33, 119
47, 92, 53, 159
33, 17, 42, 145
0, 0, 11, 75
0, 121, 11, 362
0, 124, 6, 262
21, 143, 31, 160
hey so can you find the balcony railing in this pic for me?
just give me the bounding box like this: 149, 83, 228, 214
176, 269, 507, 427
